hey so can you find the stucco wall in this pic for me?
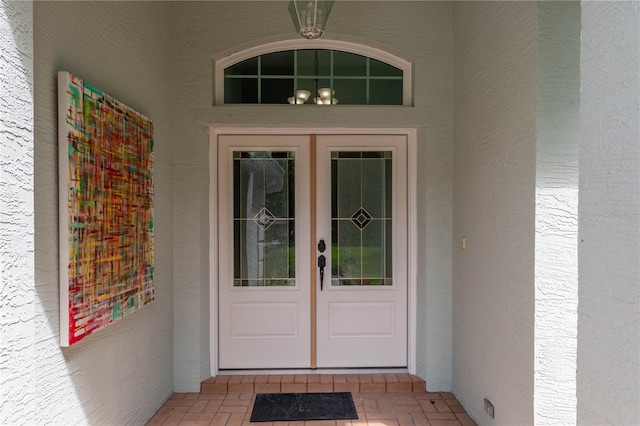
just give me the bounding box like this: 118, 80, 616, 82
452, 2, 537, 424
578, 2, 640, 424
171, 1, 454, 391
32, 2, 174, 424
534, 2, 580, 424
0, 1, 34, 424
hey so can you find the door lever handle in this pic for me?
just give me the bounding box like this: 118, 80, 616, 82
317, 255, 326, 291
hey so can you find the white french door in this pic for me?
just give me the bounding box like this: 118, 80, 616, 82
315, 135, 407, 367
217, 135, 311, 369
217, 134, 407, 369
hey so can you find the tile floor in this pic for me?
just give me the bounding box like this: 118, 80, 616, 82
147, 374, 477, 426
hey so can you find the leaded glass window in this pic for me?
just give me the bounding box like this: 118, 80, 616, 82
233, 151, 295, 286
331, 151, 392, 286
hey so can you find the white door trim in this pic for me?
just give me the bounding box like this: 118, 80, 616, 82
209, 127, 418, 376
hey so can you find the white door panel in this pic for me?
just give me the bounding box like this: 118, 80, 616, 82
230, 303, 299, 338
328, 302, 395, 337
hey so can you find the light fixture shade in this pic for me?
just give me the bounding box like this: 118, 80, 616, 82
314, 88, 338, 104
289, 1, 334, 39
296, 89, 311, 101
317, 88, 334, 98
288, 89, 312, 104
314, 97, 339, 105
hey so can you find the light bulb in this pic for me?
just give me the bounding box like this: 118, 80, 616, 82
314, 97, 337, 105
317, 88, 334, 98
288, 90, 311, 104
296, 90, 311, 102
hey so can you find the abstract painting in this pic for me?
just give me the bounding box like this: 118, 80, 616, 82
58, 71, 154, 347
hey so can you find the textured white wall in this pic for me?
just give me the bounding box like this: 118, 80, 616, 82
452, 2, 537, 424
534, 2, 580, 424
0, 1, 35, 424
32, 2, 174, 424
578, 2, 640, 425
171, 1, 454, 391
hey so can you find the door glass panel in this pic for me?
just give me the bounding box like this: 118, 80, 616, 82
333, 219, 361, 285
233, 151, 295, 287
335, 154, 361, 217
331, 151, 392, 286
362, 219, 384, 280
361, 156, 384, 217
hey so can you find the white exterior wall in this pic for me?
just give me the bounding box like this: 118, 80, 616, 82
0, 1, 35, 424
30, 2, 174, 424
171, 1, 454, 391
578, 2, 640, 424
534, 2, 580, 424
452, 2, 537, 424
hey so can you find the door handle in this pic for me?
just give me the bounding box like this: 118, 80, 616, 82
318, 254, 326, 291
318, 239, 326, 291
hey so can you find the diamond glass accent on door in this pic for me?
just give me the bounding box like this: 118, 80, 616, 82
350, 207, 372, 230
254, 207, 277, 230
233, 151, 295, 287
331, 151, 393, 286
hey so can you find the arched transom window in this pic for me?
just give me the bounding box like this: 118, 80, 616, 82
215, 40, 412, 106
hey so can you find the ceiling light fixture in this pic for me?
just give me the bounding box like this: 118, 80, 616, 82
288, 88, 338, 105
289, 0, 334, 40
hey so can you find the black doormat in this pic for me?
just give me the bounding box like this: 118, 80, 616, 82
250, 392, 358, 422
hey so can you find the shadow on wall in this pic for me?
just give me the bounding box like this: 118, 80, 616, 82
30, 1, 174, 424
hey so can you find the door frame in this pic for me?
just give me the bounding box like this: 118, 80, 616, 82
209, 127, 418, 375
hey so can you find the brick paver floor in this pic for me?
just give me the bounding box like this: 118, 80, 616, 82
147, 374, 477, 426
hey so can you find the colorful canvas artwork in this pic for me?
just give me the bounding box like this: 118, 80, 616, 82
58, 71, 154, 347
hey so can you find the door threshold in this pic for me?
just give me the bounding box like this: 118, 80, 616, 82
203, 368, 426, 393
217, 367, 409, 376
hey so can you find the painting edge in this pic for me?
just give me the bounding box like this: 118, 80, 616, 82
58, 71, 71, 347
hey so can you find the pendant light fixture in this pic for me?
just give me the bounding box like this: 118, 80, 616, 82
288, 88, 338, 105
289, 0, 334, 39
